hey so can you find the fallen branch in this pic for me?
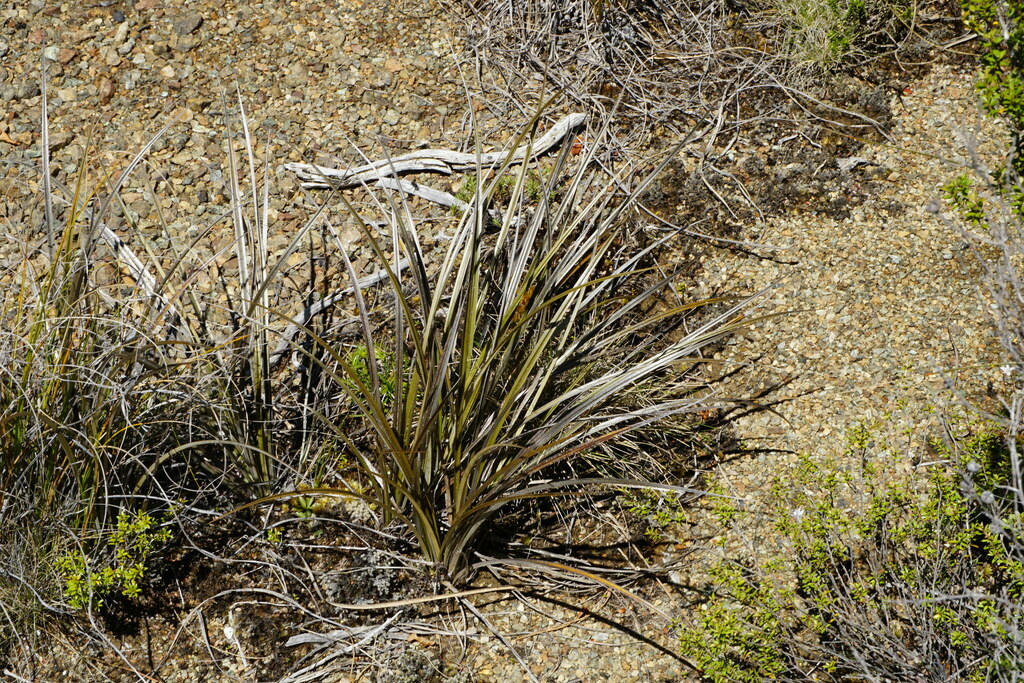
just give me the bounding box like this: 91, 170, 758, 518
285, 113, 586, 190
375, 177, 469, 211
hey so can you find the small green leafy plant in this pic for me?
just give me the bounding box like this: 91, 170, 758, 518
679, 423, 1024, 682
944, 173, 987, 227
453, 167, 551, 209
346, 344, 400, 411
963, 0, 1024, 134
56, 510, 172, 610
621, 489, 687, 541
962, 0, 1024, 209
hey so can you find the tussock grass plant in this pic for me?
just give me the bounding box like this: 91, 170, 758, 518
0, 122, 188, 660
0, 88, 331, 660
237, 112, 763, 584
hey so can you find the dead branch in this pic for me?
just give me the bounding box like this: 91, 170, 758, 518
284, 113, 586, 189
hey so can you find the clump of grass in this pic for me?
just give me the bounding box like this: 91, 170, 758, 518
0, 110, 196, 662
243, 113, 760, 583
0, 87, 331, 663
773, 0, 915, 72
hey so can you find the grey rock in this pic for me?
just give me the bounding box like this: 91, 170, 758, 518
16, 82, 41, 100
47, 131, 75, 153
173, 14, 203, 36
283, 64, 307, 87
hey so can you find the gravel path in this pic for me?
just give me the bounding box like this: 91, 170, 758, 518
0, 2, 1004, 682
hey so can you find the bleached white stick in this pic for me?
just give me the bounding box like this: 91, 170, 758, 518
285, 113, 586, 190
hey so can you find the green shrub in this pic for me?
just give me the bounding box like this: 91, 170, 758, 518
964, 0, 1024, 134
56, 510, 172, 610
620, 489, 688, 542
962, 0, 1024, 209
679, 424, 1024, 681
944, 173, 987, 226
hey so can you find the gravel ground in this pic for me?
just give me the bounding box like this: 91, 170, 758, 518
678, 61, 1007, 564
0, 2, 1003, 682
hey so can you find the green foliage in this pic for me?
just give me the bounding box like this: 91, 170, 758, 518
621, 489, 687, 541
706, 481, 744, 530
453, 167, 551, 210
56, 510, 171, 610
679, 422, 1024, 681
944, 173, 987, 226
963, 0, 1024, 133
346, 344, 400, 411
678, 562, 790, 683
962, 0, 1024, 209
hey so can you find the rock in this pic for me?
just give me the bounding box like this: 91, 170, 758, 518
283, 64, 308, 87
98, 76, 114, 104
112, 9, 125, 23
170, 106, 193, 123
160, 65, 176, 79
0, 41, 8, 59
57, 48, 76, 64
47, 131, 74, 152
43, 45, 59, 62
173, 14, 203, 36
16, 83, 41, 101
100, 46, 121, 67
